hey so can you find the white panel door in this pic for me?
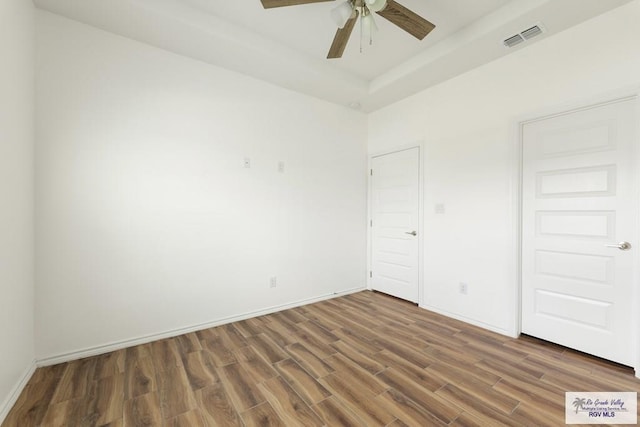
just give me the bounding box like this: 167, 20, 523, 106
371, 147, 420, 303
522, 99, 638, 366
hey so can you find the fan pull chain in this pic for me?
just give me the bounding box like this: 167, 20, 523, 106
370, 23, 373, 46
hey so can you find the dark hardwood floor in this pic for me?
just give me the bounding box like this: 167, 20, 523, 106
3, 291, 639, 426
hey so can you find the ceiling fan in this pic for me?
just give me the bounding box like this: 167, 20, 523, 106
259, 0, 436, 59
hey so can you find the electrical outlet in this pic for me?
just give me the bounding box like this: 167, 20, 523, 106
269, 276, 277, 288
278, 161, 285, 173
243, 157, 251, 168
459, 282, 468, 295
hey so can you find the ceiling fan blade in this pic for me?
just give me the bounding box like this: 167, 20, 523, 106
327, 10, 359, 59
260, 0, 334, 9
376, 0, 435, 40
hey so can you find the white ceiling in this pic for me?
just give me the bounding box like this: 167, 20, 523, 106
182, 0, 512, 80
34, 0, 632, 112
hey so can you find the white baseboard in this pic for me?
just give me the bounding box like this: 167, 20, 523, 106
0, 359, 36, 425
37, 287, 366, 367
419, 303, 514, 338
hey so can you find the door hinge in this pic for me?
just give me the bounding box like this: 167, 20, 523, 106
370, 219, 372, 227
370, 169, 373, 176
369, 271, 372, 278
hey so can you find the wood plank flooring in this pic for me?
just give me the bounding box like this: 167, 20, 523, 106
4, 291, 640, 426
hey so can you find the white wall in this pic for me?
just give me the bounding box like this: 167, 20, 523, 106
369, 1, 640, 336
0, 0, 36, 421
35, 11, 368, 361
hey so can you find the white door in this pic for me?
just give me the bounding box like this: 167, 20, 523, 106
371, 147, 420, 303
522, 98, 638, 366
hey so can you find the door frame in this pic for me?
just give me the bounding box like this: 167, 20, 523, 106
511, 86, 640, 377
367, 142, 425, 305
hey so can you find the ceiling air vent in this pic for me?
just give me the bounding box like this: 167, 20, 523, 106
521, 25, 543, 40
503, 23, 545, 48
504, 34, 524, 48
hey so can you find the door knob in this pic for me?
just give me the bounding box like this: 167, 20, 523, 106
605, 241, 632, 251
405, 231, 417, 236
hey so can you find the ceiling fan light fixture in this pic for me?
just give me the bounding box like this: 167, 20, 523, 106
330, 1, 354, 28
365, 0, 387, 13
